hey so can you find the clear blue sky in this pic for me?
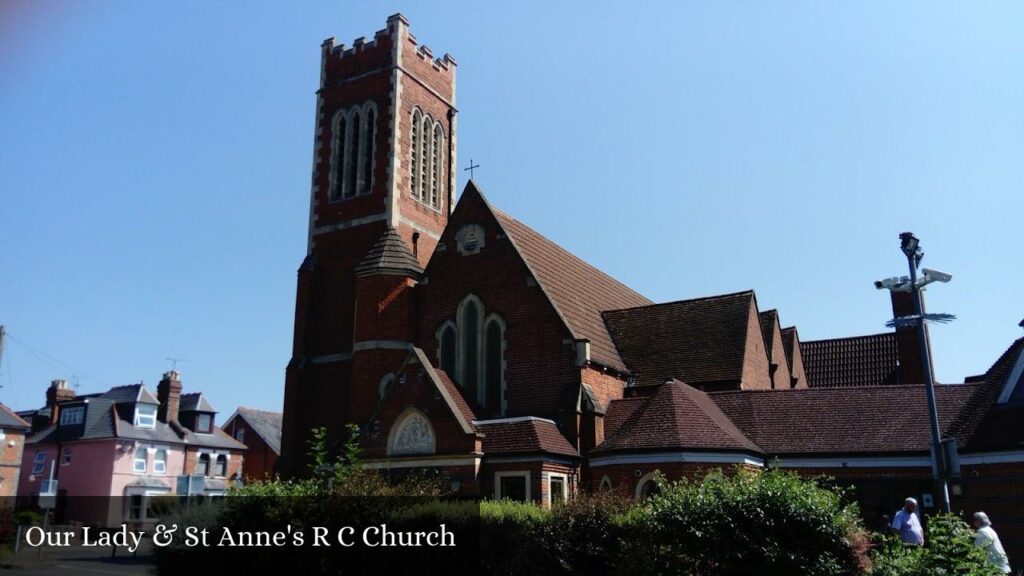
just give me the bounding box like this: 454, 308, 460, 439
2, 2, 1022, 417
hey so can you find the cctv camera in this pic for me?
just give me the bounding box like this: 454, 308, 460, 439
921, 268, 952, 283
874, 277, 911, 291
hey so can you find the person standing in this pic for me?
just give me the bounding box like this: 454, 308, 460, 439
972, 512, 1011, 574
891, 497, 925, 546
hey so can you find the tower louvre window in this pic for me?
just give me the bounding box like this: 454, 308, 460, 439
410, 109, 422, 200
329, 103, 376, 202
345, 110, 360, 199
430, 124, 443, 208
420, 115, 432, 203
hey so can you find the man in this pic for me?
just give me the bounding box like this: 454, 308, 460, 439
891, 497, 924, 546
972, 512, 1011, 574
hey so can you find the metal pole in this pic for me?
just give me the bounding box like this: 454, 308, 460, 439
905, 249, 951, 513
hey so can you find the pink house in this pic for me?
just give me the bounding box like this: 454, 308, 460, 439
17, 372, 245, 526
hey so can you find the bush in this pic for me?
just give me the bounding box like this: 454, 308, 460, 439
870, 514, 1003, 576
619, 468, 870, 576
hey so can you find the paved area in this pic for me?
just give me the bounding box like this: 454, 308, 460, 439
2, 547, 154, 575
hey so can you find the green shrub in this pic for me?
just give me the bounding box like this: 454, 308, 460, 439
619, 468, 870, 576
870, 514, 1003, 576
479, 499, 552, 576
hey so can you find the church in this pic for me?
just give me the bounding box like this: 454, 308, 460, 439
278, 14, 1024, 555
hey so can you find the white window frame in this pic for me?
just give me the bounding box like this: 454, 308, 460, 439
61, 447, 72, 466
134, 404, 157, 429
599, 475, 612, 491
60, 406, 84, 426
635, 471, 660, 500
214, 454, 228, 478
195, 413, 213, 434
544, 472, 569, 507
494, 471, 531, 502
153, 448, 168, 475
31, 451, 46, 475
234, 427, 246, 444
133, 447, 148, 474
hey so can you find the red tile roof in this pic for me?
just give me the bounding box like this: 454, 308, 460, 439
603, 291, 756, 387
801, 332, 899, 388
484, 188, 650, 372
709, 384, 982, 455
595, 380, 762, 455
477, 417, 579, 457
955, 338, 1024, 452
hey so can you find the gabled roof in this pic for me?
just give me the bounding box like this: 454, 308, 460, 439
355, 227, 423, 277
455, 182, 649, 372
396, 347, 477, 435
0, 403, 30, 430
180, 393, 216, 413
100, 384, 155, 404
956, 337, 1024, 452
603, 291, 756, 387
801, 332, 899, 388
226, 407, 283, 454
594, 380, 762, 455
476, 417, 578, 458
709, 383, 981, 455
759, 310, 780, 358
780, 327, 799, 370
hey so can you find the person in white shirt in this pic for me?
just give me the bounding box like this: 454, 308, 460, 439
891, 497, 925, 546
972, 512, 1011, 574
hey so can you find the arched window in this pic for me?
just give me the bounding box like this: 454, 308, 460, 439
484, 316, 505, 416
387, 409, 436, 456
410, 109, 422, 200
599, 476, 612, 492
437, 323, 457, 377
359, 104, 376, 195
635, 472, 661, 500
459, 298, 481, 401
420, 115, 432, 204
378, 373, 395, 399
330, 112, 347, 201
215, 455, 228, 477
430, 124, 443, 208
345, 110, 360, 199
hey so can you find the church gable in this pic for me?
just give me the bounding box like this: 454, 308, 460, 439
362, 348, 480, 459
759, 310, 792, 390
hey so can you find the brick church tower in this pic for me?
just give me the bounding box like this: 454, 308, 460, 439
279, 14, 457, 475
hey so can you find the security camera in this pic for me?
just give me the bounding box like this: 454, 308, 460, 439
874, 276, 911, 291
921, 268, 952, 284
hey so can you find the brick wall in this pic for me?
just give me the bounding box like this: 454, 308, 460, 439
0, 428, 25, 499
741, 302, 773, 390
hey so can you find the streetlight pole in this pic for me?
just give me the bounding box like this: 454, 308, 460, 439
898, 232, 951, 514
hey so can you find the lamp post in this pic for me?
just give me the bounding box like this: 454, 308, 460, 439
896, 232, 951, 514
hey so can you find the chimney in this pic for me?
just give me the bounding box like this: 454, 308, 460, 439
890, 291, 934, 384
46, 379, 75, 425
157, 370, 182, 423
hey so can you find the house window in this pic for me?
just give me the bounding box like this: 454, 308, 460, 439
495, 472, 530, 503
484, 317, 506, 416
195, 414, 212, 433
234, 428, 246, 444
60, 406, 84, 426
549, 474, 567, 506
133, 447, 148, 474
215, 455, 227, 477
599, 476, 612, 492
31, 451, 46, 475
134, 404, 157, 429
197, 453, 211, 477
437, 323, 457, 376
61, 447, 72, 465
154, 449, 167, 475
128, 494, 144, 520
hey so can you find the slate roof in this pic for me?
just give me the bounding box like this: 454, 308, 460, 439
801, 332, 899, 388
354, 227, 423, 277
482, 189, 650, 371
594, 380, 762, 455
955, 337, 1024, 452
476, 417, 579, 458
229, 407, 283, 454
23, 384, 243, 450
0, 404, 30, 429
603, 291, 756, 387
709, 383, 981, 455
180, 393, 216, 413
